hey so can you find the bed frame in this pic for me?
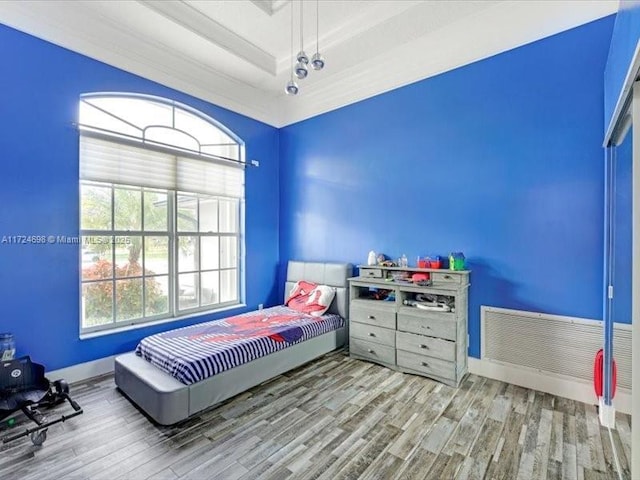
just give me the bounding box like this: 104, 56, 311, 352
114, 261, 352, 425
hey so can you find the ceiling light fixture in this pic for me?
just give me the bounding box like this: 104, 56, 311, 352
311, 0, 325, 71
285, 0, 326, 95
285, 0, 299, 95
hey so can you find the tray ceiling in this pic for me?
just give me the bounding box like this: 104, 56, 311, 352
0, 1, 617, 127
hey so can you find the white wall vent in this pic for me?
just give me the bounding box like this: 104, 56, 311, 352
481, 306, 631, 390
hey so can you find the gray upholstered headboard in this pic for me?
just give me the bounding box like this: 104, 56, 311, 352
284, 261, 352, 320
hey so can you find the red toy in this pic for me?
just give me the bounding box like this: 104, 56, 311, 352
593, 348, 617, 399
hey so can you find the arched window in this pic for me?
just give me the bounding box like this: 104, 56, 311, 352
79, 93, 244, 333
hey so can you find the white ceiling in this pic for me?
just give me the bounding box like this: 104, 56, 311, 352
0, 0, 618, 127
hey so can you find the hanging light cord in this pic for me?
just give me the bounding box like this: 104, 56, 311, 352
316, 0, 319, 54
290, 1, 294, 80
300, 0, 304, 52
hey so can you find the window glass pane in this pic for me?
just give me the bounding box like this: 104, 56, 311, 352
146, 126, 199, 151
144, 190, 168, 231
144, 236, 169, 275
86, 97, 172, 131
178, 236, 198, 273
82, 281, 113, 328
178, 273, 199, 310
177, 195, 198, 232
199, 197, 218, 232
220, 237, 237, 269
201, 271, 219, 307
174, 109, 234, 146
114, 187, 142, 231
201, 144, 239, 161
145, 276, 169, 316
115, 278, 143, 321
201, 237, 219, 270
81, 236, 113, 281
115, 236, 142, 278
81, 184, 112, 230
219, 199, 238, 233
79, 101, 141, 138
220, 269, 237, 303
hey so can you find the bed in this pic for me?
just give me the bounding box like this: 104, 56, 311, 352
114, 261, 352, 425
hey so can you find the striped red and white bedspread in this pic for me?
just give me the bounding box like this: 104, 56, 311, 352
135, 305, 344, 385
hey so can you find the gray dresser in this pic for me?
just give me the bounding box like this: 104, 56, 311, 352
348, 266, 470, 387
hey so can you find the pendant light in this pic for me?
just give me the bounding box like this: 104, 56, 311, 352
311, 0, 325, 71
285, 0, 299, 95
294, 0, 309, 80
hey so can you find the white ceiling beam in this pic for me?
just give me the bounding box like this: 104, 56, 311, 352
249, 0, 274, 16
140, 0, 277, 76
270, 0, 291, 14
249, 1, 290, 17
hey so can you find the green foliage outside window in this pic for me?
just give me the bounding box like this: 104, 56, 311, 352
83, 260, 167, 325
81, 185, 169, 327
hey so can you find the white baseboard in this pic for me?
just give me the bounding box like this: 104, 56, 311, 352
45, 354, 633, 419
46, 354, 119, 385
469, 358, 632, 416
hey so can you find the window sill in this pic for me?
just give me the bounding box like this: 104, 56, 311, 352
79, 303, 247, 340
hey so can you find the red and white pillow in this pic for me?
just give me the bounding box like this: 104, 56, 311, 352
286, 281, 336, 317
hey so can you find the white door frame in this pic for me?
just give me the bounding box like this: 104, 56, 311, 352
631, 82, 640, 479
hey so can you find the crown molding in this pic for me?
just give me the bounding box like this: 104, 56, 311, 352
141, 0, 277, 76
0, 1, 279, 126
276, 0, 618, 126
0, 1, 618, 129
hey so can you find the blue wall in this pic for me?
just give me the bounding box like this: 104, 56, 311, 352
0, 15, 619, 369
279, 17, 615, 358
604, 1, 640, 135
0, 24, 280, 370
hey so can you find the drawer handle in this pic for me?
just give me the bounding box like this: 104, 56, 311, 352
422, 325, 431, 329
444, 275, 451, 279
421, 361, 429, 367
367, 349, 375, 354
368, 315, 375, 320
419, 344, 429, 349
368, 332, 376, 337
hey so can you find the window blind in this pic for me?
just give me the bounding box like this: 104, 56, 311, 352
80, 135, 244, 198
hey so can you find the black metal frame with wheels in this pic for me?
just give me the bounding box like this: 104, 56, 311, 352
0, 357, 83, 446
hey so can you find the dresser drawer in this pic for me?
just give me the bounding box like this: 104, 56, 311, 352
351, 322, 395, 347
432, 272, 463, 284
396, 331, 455, 362
350, 338, 395, 365
397, 350, 456, 381
350, 304, 396, 329
397, 311, 456, 341
359, 268, 383, 278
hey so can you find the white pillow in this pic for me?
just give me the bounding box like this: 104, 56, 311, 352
307, 284, 337, 317
286, 281, 336, 317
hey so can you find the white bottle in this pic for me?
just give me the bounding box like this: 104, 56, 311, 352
367, 250, 377, 266
400, 254, 408, 268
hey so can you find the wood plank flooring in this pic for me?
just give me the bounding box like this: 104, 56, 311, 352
0, 351, 631, 479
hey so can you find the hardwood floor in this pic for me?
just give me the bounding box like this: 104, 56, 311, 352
0, 351, 631, 479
